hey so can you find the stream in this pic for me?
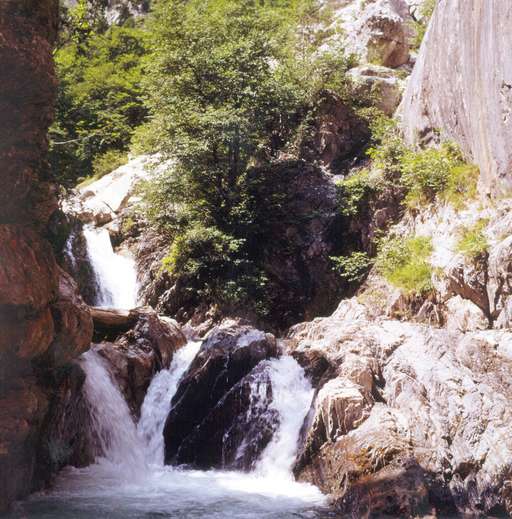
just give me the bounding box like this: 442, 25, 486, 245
8, 227, 331, 519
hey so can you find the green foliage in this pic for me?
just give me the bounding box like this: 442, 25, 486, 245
412, 0, 437, 50
139, 0, 363, 317
376, 235, 433, 295
365, 119, 479, 212
400, 143, 479, 210
330, 252, 372, 283
366, 116, 407, 179
161, 225, 269, 313
50, 9, 148, 187
336, 168, 382, 217
443, 163, 480, 209
400, 143, 462, 208
456, 219, 489, 261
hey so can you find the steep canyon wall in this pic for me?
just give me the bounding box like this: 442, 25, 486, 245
401, 0, 512, 196
0, 1, 93, 511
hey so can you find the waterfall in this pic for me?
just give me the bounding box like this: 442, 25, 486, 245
81, 350, 146, 473
255, 356, 315, 478
83, 226, 138, 309
21, 346, 326, 518
137, 341, 202, 465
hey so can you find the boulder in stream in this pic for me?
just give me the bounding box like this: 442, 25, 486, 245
163, 322, 278, 466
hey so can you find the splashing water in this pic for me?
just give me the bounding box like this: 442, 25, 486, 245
83, 226, 138, 309
13, 346, 328, 518
255, 356, 315, 479
81, 350, 146, 474
137, 341, 202, 465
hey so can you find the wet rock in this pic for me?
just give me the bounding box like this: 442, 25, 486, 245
163, 323, 278, 465
290, 347, 335, 387
46, 268, 93, 366
291, 298, 512, 516
34, 363, 94, 487
0, 379, 49, 513
174, 362, 279, 470
95, 310, 187, 416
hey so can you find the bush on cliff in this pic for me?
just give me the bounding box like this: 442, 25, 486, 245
376, 235, 433, 295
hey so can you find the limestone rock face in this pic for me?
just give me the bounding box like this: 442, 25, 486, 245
289, 299, 512, 516
334, 0, 415, 68
400, 0, 512, 195
73, 155, 161, 225
290, 300, 512, 517
163, 323, 278, 465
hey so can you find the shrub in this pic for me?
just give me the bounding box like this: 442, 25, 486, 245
336, 168, 382, 217
376, 235, 433, 295
443, 163, 480, 209
400, 143, 462, 209
161, 225, 269, 315
456, 219, 489, 261
330, 252, 372, 283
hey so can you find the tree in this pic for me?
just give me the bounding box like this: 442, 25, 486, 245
50, 1, 148, 186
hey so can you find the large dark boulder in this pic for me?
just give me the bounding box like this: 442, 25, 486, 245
163, 323, 278, 465
173, 362, 279, 470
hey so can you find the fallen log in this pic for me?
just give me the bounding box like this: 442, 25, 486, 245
90, 306, 149, 338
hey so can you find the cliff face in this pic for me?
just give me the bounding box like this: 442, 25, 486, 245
0, 1, 93, 511
401, 0, 512, 196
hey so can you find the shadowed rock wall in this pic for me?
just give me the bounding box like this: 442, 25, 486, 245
0, 1, 93, 511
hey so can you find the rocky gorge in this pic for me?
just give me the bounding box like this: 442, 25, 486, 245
3, 0, 512, 518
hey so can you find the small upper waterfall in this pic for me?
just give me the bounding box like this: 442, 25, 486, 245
83, 226, 138, 309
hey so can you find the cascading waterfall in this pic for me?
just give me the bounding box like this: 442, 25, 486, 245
83, 226, 138, 309
137, 341, 202, 464
15, 225, 327, 517
81, 350, 146, 472
255, 356, 315, 479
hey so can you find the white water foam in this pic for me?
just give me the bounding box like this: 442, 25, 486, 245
256, 356, 316, 479
18, 346, 326, 518
137, 340, 202, 465
83, 226, 138, 309
81, 350, 146, 475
